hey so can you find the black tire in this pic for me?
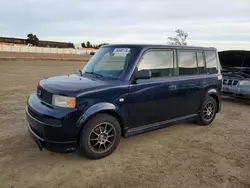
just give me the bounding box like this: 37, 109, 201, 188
196, 96, 217, 126
78, 114, 121, 159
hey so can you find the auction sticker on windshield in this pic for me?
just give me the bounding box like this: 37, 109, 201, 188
113, 48, 130, 53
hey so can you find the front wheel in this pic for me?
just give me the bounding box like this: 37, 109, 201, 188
196, 96, 217, 126
78, 114, 121, 159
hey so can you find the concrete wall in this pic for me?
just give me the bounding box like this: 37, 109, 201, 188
0, 45, 96, 55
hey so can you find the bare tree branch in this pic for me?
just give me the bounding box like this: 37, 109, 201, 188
167, 29, 188, 45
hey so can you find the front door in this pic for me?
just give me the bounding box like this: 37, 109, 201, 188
124, 49, 181, 129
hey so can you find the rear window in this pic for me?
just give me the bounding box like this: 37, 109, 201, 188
205, 51, 218, 74
178, 51, 197, 75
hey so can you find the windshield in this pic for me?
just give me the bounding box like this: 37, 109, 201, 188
82, 47, 138, 79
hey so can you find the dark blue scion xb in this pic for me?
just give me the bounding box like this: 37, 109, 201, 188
26, 44, 222, 159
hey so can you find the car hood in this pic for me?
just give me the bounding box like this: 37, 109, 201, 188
219, 50, 250, 78
39, 74, 116, 96
219, 50, 250, 68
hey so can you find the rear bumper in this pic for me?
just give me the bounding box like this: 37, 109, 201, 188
26, 93, 80, 152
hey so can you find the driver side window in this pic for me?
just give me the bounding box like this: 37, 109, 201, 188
138, 50, 175, 78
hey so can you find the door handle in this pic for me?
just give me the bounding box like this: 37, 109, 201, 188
169, 85, 177, 90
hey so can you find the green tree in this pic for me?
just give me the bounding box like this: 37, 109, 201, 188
86, 41, 91, 48
167, 29, 188, 45
96, 43, 109, 49
81, 42, 86, 48
26, 33, 39, 46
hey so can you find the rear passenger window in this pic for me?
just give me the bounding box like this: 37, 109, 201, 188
138, 50, 174, 78
178, 51, 197, 75
197, 52, 205, 74
205, 51, 218, 74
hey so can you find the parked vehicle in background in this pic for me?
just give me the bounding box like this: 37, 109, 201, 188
219, 50, 250, 99
26, 44, 222, 159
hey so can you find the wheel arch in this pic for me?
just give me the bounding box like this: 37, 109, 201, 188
207, 89, 220, 112
76, 103, 125, 141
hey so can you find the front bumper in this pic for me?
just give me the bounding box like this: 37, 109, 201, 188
26, 93, 80, 152
222, 85, 250, 99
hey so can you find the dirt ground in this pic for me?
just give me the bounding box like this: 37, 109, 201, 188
0, 60, 249, 188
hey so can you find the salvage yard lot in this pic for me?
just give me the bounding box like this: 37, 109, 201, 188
0, 60, 249, 188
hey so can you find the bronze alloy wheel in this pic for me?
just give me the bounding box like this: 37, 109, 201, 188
196, 96, 217, 126
79, 114, 121, 159
88, 122, 116, 154
203, 101, 215, 122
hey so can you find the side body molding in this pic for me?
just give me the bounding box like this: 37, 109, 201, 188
76, 102, 117, 128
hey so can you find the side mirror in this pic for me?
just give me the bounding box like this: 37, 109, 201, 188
90, 51, 95, 56
135, 69, 151, 80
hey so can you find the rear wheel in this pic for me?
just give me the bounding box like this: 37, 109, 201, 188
196, 96, 217, 126
78, 114, 121, 159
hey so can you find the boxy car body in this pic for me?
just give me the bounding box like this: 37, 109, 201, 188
26, 44, 222, 159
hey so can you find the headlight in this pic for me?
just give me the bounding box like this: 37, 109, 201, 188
239, 80, 250, 86
52, 95, 76, 108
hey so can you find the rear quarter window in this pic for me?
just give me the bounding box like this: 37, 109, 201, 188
205, 51, 218, 74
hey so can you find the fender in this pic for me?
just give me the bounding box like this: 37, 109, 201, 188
76, 102, 119, 129
207, 88, 219, 96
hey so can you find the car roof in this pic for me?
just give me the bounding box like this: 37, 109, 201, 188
104, 44, 216, 51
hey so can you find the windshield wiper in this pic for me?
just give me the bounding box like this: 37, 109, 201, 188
85, 71, 104, 78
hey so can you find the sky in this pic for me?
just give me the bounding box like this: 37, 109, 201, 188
1, 0, 250, 51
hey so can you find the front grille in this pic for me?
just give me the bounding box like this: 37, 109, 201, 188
37, 85, 52, 104
223, 79, 239, 86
